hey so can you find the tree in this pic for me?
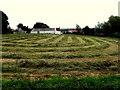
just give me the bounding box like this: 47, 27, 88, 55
0, 11, 10, 34
101, 16, 120, 36
95, 22, 104, 30
17, 23, 31, 33
17, 23, 23, 28
82, 26, 90, 35
76, 24, 81, 34
102, 22, 111, 36
108, 15, 120, 33
94, 22, 107, 36
22, 26, 31, 33
33, 22, 49, 28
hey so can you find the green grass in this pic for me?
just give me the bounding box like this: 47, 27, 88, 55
2, 33, 119, 88
2, 75, 120, 89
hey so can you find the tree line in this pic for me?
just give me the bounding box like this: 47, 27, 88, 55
77, 15, 120, 37
0, 11, 50, 34
1, 11, 120, 37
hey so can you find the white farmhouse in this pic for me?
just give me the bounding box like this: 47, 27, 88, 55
31, 28, 62, 34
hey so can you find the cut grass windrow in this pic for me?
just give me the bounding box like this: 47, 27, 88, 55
35, 35, 57, 43
2, 33, 120, 89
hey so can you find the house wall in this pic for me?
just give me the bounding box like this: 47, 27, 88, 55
15, 28, 26, 33
31, 28, 62, 34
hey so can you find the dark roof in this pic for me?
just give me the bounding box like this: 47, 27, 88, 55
60, 28, 76, 31
32, 28, 55, 31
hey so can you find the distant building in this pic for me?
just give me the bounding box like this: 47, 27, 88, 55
67, 30, 78, 33
60, 28, 77, 34
15, 27, 26, 33
31, 28, 62, 34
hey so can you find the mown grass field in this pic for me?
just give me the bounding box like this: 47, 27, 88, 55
1, 33, 120, 89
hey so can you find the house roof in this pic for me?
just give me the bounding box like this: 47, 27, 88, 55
68, 30, 78, 32
32, 28, 55, 31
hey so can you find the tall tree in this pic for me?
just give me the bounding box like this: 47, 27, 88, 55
17, 23, 23, 28
102, 22, 111, 36
33, 22, 49, 28
108, 15, 120, 33
101, 16, 120, 36
95, 22, 104, 30
0, 11, 9, 34
82, 26, 90, 35
76, 24, 81, 34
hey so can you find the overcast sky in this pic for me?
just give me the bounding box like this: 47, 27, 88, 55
0, 0, 119, 29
